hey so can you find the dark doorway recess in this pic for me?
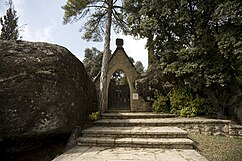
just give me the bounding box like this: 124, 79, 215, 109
108, 70, 130, 110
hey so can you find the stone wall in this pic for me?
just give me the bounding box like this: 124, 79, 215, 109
172, 119, 242, 138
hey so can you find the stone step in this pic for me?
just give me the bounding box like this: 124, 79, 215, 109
94, 118, 177, 127
82, 126, 188, 138
102, 112, 176, 119
94, 118, 230, 127
77, 137, 194, 149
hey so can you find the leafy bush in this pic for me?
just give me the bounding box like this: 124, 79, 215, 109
169, 86, 209, 117
179, 96, 207, 117
152, 85, 210, 117
152, 95, 169, 113
89, 111, 100, 121
169, 87, 192, 115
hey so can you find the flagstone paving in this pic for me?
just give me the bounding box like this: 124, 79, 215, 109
52, 146, 208, 161
52, 113, 208, 160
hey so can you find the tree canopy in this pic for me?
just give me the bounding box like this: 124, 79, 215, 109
0, 0, 20, 40
83, 47, 106, 79
63, 0, 242, 119
62, 0, 127, 42
135, 61, 144, 74
124, 0, 242, 117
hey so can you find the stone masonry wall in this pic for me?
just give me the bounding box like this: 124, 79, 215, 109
174, 120, 242, 138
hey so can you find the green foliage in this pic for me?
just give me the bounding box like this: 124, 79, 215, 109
135, 61, 144, 74
152, 86, 210, 117
62, 0, 128, 42
83, 47, 106, 79
152, 95, 169, 113
169, 87, 209, 117
62, 0, 105, 41
0, 0, 20, 40
89, 111, 100, 121
180, 96, 208, 117
236, 67, 242, 85
169, 87, 192, 115
124, 0, 242, 117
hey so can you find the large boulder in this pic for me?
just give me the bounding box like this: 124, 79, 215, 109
0, 40, 98, 142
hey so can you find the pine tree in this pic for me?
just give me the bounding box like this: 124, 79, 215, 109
0, 0, 20, 40
62, 0, 128, 113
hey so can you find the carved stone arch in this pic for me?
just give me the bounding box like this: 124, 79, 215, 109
95, 39, 149, 112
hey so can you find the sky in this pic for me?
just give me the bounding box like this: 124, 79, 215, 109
0, 0, 148, 68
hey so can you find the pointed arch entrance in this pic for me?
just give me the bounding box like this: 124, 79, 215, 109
94, 38, 149, 112
108, 70, 130, 110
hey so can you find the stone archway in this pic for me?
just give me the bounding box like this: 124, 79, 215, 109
104, 39, 141, 112
94, 38, 149, 112
108, 70, 130, 110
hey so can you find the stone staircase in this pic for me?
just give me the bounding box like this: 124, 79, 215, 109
77, 112, 194, 149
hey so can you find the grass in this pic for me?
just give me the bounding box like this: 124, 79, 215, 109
189, 133, 242, 161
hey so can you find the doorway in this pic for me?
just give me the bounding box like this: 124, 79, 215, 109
108, 70, 130, 110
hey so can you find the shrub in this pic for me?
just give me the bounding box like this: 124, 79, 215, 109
89, 111, 100, 121
152, 95, 169, 113
169, 86, 208, 117
151, 86, 210, 117
169, 86, 192, 115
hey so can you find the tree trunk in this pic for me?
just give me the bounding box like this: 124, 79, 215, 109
99, 0, 113, 113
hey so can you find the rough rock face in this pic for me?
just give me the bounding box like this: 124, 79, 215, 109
0, 40, 98, 140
